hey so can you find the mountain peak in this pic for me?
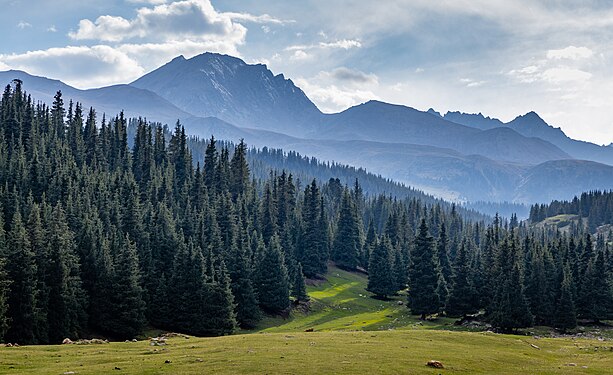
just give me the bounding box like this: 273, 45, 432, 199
131, 52, 321, 135
513, 111, 546, 124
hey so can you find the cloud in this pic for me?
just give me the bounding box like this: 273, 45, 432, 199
290, 50, 310, 61
0, 46, 144, 88
286, 39, 362, 51
547, 46, 593, 60
126, 0, 168, 4
47, 25, 57, 33
17, 21, 31, 29
460, 78, 486, 87
541, 67, 592, 84
328, 67, 378, 84
69, 0, 246, 43
295, 77, 378, 113
224, 12, 294, 25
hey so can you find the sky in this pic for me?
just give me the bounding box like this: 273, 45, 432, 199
1, 0, 612, 145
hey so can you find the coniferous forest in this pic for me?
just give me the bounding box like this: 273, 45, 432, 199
0, 82, 612, 345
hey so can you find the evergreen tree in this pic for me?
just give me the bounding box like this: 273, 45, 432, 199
292, 262, 309, 302
408, 219, 441, 319
332, 189, 360, 270
367, 236, 396, 299
228, 242, 261, 328
446, 241, 476, 317
107, 235, 146, 339
5, 210, 37, 344
255, 235, 290, 313
489, 238, 533, 333
553, 264, 577, 332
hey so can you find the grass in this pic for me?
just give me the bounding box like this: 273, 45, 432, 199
2, 266, 612, 374
2, 331, 613, 374
256, 266, 458, 333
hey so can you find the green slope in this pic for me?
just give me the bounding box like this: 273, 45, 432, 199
256, 265, 457, 332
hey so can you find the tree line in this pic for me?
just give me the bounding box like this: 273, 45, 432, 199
0, 83, 611, 345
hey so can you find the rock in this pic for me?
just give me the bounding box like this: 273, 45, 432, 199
62, 338, 73, 345
195, 358, 203, 363
397, 301, 404, 305
164, 360, 172, 364
565, 363, 577, 367
114, 366, 121, 370
426, 360, 445, 369
132, 339, 137, 342
530, 344, 540, 350
63, 372, 76, 374
6, 343, 12, 347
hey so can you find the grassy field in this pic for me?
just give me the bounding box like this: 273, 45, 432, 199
2, 266, 612, 374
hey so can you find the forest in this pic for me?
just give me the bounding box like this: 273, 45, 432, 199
0, 82, 611, 345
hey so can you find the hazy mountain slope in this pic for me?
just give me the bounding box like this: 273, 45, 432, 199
515, 160, 613, 203
444, 110, 613, 165
319, 100, 570, 165
131, 53, 321, 136
0, 70, 191, 123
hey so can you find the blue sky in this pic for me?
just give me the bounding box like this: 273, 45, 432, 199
1, 0, 612, 144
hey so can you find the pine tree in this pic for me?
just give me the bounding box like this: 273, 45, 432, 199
436, 222, 452, 284
45, 205, 87, 343
408, 219, 441, 319
228, 242, 261, 329
255, 235, 290, 313
489, 238, 533, 333
5, 210, 38, 344
332, 189, 360, 270
553, 264, 577, 332
367, 237, 396, 299
107, 235, 146, 339
292, 262, 309, 302
446, 241, 476, 317
0, 215, 10, 341
230, 139, 250, 199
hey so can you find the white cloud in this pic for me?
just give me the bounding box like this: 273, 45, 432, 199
225, 12, 293, 25
460, 78, 486, 87
17, 21, 31, 29
287, 39, 362, 52
126, 0, 168, 4
261, 25, 270, 34
47, 25, 57, 33
290, 50, 310, 61
0, 46, 144, 88
541, 67, 592, 84
69, 0, 246, 43
295, 77, 378, 113
547, 46, 593, 60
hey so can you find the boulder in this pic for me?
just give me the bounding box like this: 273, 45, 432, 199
62, 338, 73, 345
426, 360, 445, 369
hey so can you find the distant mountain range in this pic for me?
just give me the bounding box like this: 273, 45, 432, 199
2, 52, 613, 204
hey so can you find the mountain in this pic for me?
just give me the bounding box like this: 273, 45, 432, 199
0, 70, 190, 124
131, 53, 321, 136
443, 110, 613, 165
319, 100, 571, 165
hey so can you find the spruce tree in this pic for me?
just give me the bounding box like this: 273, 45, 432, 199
228, 242, 261, 329
489, 238, 533, 333
446, 241, 476, 317
408, 219, 441, 319
0, 216, 9, 341
332, 189, 360, 270
255, 235, 290, 313
553, 264, 577, 332
5, 210, 38, 344
367, 237, 396, 299
292, 262, 309, 302
107, 235, 146, 339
